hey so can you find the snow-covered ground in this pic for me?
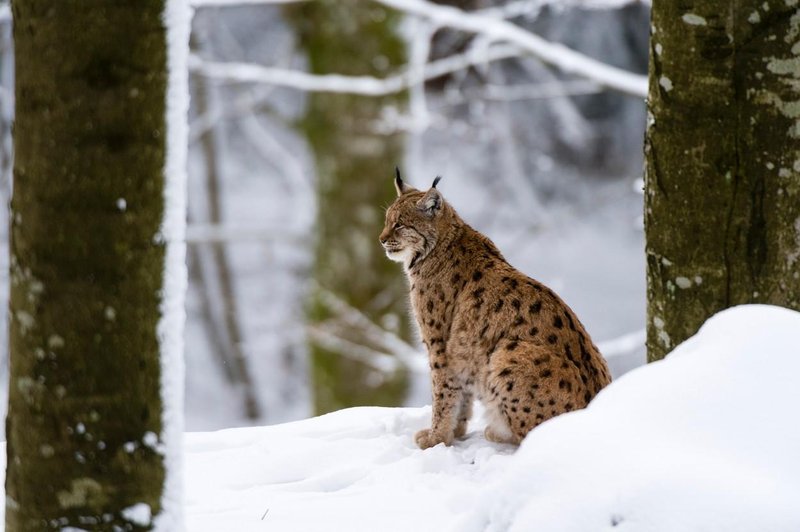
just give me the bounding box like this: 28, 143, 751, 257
0, 307, 795, 530
177, 304, 799, 531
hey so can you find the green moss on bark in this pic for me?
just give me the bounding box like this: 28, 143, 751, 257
645, 1, 800, 361
286, 0, 411, 413
7, 1, 170, 530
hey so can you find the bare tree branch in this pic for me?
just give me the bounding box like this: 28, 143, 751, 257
191, 0, 304, 6
189, 0, 647, 98
191, 30, 262, 420
373, 0, 646, 97
307, 325, 403, 374
188, 44, 521, 96
315, 286, 428, 373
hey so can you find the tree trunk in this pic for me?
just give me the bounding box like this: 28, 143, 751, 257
645, 1, 800, 361
6, 1, 188, 530
189, 30, 261, 420
286, 0, 412, 414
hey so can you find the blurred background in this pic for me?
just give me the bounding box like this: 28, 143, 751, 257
0, 0, 650, 434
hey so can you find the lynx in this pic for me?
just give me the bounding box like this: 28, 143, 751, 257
379, 170, 612, 449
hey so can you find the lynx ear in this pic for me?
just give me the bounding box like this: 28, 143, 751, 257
418, 187, 442, 217
394, 166, 411, 196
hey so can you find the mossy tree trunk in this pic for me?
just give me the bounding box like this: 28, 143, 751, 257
286, 0, 412, 414
7, 1, 185, 529
645, 1, 800, 361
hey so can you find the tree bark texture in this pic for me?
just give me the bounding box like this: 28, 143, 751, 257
645, 1, 800, 361
7, 1, 172, 529
287, 0, 411, 414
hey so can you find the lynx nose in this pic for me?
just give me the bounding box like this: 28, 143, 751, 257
379, 229, 391, 244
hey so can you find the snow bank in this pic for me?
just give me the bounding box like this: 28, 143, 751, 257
464, 304, 800, 531
179, 304, 800, 531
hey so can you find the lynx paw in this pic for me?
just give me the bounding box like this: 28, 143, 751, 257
484, 425, 521, 445
414, 428, 452, 449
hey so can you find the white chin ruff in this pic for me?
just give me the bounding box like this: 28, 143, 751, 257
385, 247, 413, 265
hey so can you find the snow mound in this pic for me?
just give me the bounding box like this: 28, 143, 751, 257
181, 304, 800, 531
4, 296, 789, 532
465, 304, 800, 532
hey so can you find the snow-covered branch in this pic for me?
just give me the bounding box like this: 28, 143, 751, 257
190, 0, 644, 9
190, 0, 304, 6
315, 287, 427, 373
189, 0, 647, 98
451, 80, 603, 104
373, 0, 646, 97
189, 44, 521, 96
307, 324, 402, 374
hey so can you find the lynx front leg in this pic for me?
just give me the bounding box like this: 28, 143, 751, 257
415, 367, 463, 449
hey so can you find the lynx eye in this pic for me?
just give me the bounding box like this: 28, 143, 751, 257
393, 222, 405, 230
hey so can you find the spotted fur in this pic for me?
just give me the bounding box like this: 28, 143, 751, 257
379, 175, 611, 448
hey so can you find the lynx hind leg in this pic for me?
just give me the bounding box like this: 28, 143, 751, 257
484, 341, 585, 443
484, 405, 521, 445
454, 392, 473, 439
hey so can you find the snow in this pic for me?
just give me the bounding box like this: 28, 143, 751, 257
122, 503, 153, 527
181, 304, 799, 531
0, 305, 795, 529
157, 0, 192, 530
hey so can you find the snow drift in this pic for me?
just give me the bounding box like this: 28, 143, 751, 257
178, 304, 800, 531
464, 304, 800, 531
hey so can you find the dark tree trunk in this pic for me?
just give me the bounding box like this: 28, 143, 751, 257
286, 0, 412, 414
6, 1, 186, 529
645, 1, 800, 361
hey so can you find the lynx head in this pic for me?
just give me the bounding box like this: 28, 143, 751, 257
379, 168, 450, 269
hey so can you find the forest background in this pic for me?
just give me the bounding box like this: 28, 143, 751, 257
0, 0, 650, 435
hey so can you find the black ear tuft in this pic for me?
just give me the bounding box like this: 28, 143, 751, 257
432, 175, 442, 188
394, 166, 406, 196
